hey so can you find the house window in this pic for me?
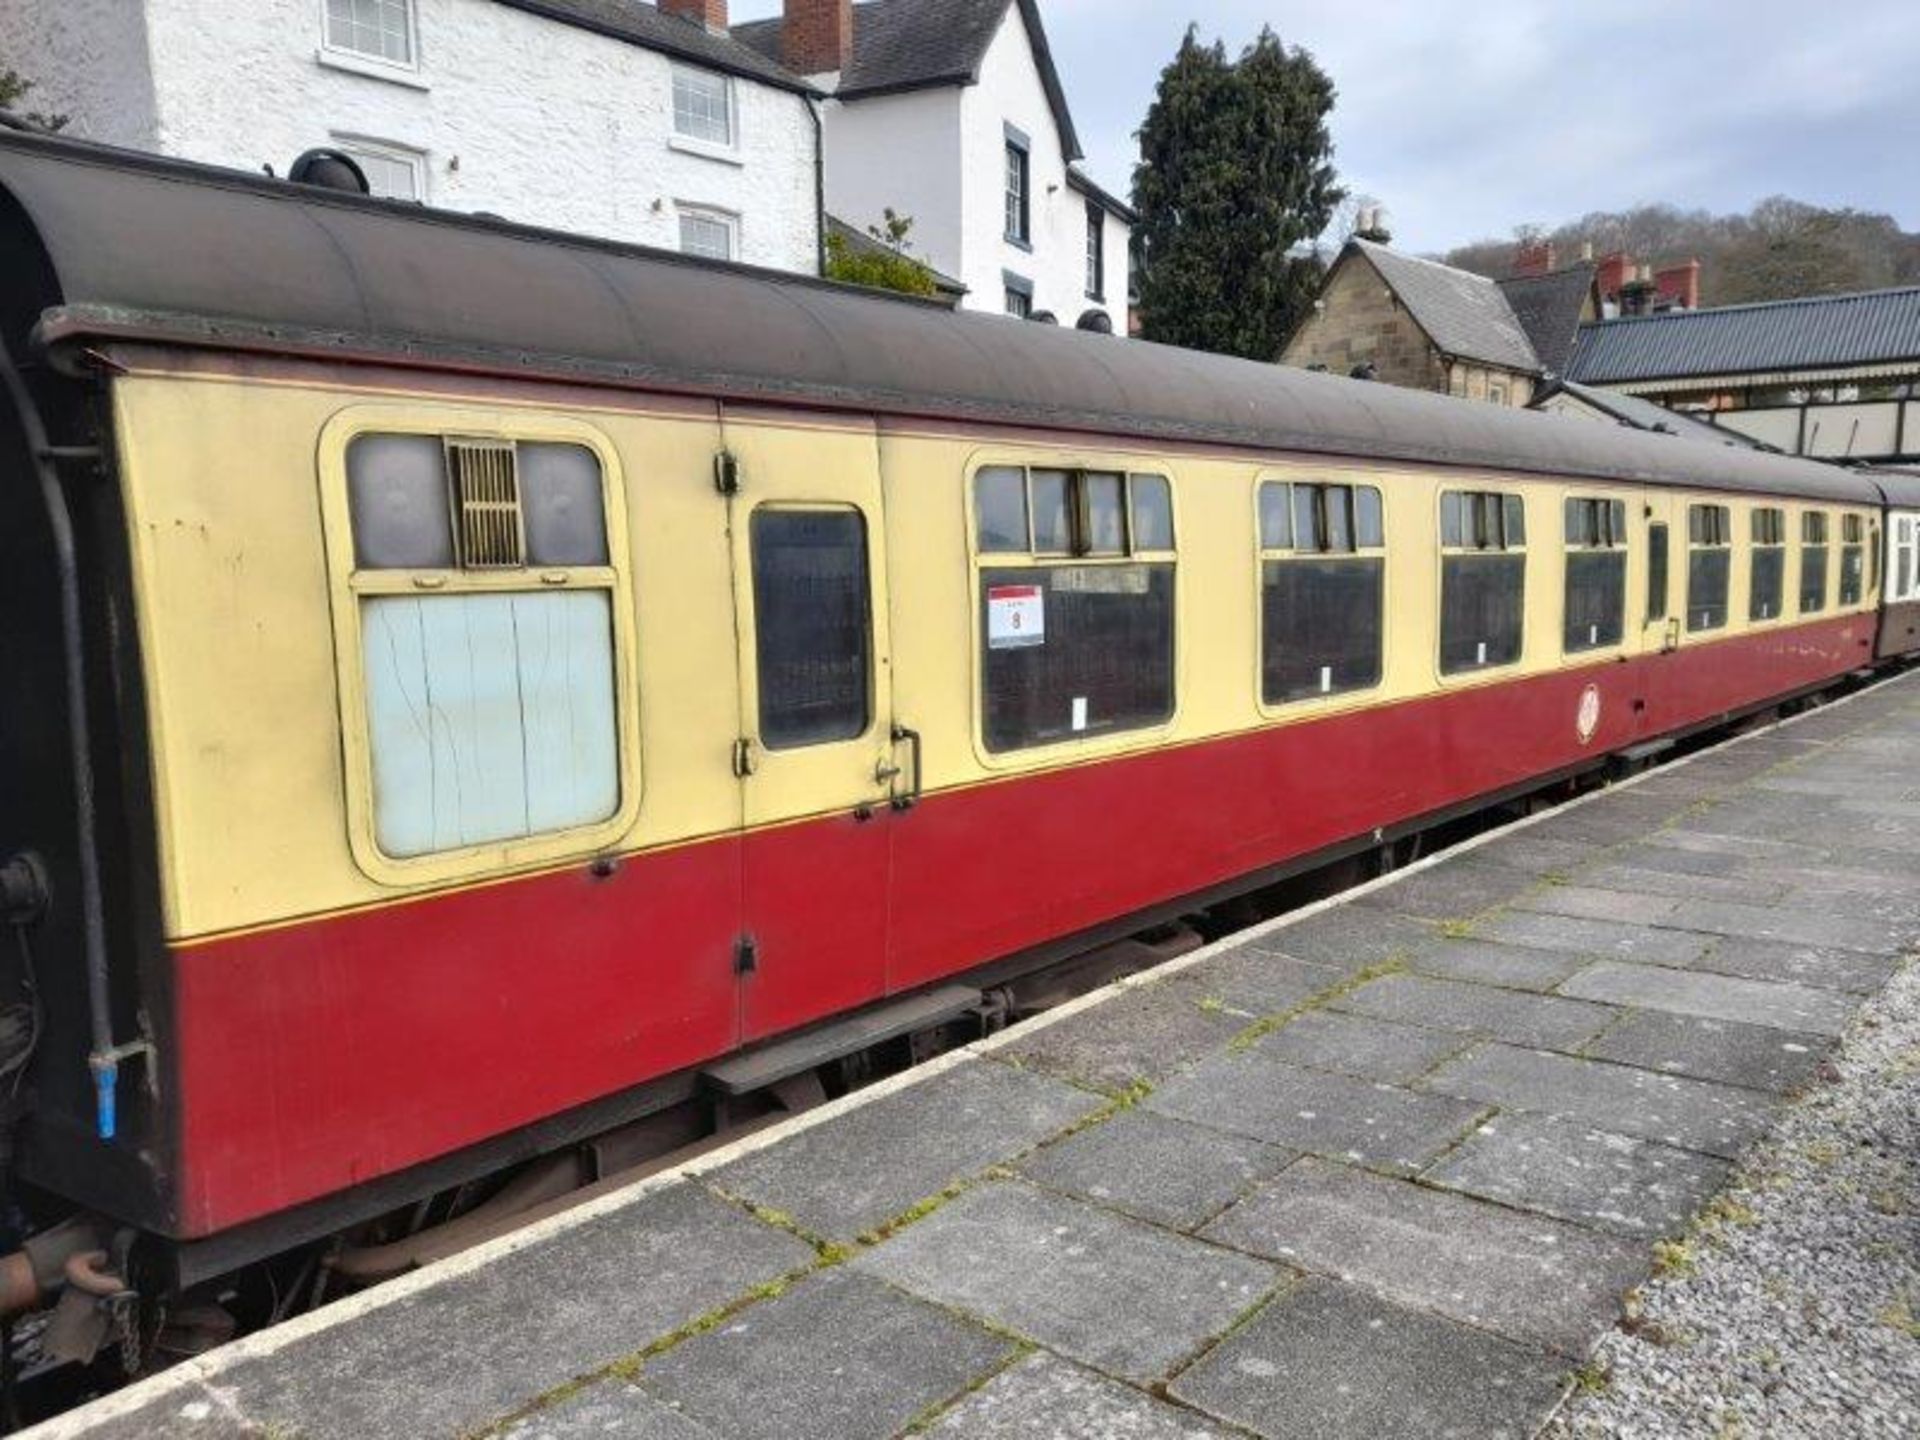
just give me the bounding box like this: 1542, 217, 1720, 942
324, 0, 416, 67
1439, 490, 1527, 674
672, 65, 735, 148
1005, 135, 1030, 245
1259, 481, 1386, 704
1085, 203, 1105, 299
1563, 496, 1628, 653
335, 137, 426, 201
1749, 507, 1786, 621
345, 434, 621, 859
679, 206, 738, 261
751, 509, 872, 749
1488, 382, 1508, 407
973, 466, 1176, 752
1687, 503, 1732, 631
1004, 272, 1034, 319
1840, 514, 1867, 605
1800, 512, 1830, 614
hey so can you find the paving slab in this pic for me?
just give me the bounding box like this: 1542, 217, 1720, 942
200, 1184, 816, 1439
503, 1383, 720, 1439
1560, 959, 1858, 1036
1356, 856, 1542, 921
1525, 795, 1695, 846
993, 976, 1248, 1094
1329, 972, 1618, 1052
1660, 898, 1915, 956
1200, 1158, 1647, 1355
1422, 1042, 1775, 1159
1173, 950, 1348, 1019
637, 1267, 1013, 1440
1251, 1007, 1469, 1084
1514, 883, 1684, 926
1477, 910, 1715, 967
1471, 831, 1606, 877
1146, 1051, 1486, 1175
1168, 1277, 1568, 1440
852, 1181, 1280, 1383
1582, 1009, 1830, 1093
1246, 904, 1435, 973
922, 1352, 1236, 1439
708, 1058, 1105, 1242
1404, 937, 1590, 992
1577, 862, 1782, 905
1694, 936, 1900, 995
1643, 828, 1819, 864
1423, 1110, 1731, 1238
1016, 1108, 1295, 1231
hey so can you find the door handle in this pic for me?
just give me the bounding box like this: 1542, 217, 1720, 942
889, 725, 923, 812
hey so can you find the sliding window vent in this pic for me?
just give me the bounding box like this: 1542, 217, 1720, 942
446, 439, 526, 569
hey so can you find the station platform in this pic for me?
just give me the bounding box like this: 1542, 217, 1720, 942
36, 671, 1920, 1440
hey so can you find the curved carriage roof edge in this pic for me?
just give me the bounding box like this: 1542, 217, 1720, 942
0, 128, 1887, 507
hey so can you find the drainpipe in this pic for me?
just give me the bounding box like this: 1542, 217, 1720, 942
0, 332, 148, 1141
807, 93, 826, 276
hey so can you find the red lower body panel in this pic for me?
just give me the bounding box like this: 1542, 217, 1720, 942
169, 616, 1868, 1235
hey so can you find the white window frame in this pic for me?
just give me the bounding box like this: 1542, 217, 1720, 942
332, 135, 429, 201
317, 0, 424, 83
670, 65, 738, 158
678, 204, 740, 263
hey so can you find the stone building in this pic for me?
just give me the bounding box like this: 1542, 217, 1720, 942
1281, 239, 1597, 407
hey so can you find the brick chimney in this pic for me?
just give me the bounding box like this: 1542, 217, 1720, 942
1512, 239, 1557, 278
659, 0, 728, 31
1655, 259, 1702, 311
783, 0, 853, 76
1596, 251, 1634, 303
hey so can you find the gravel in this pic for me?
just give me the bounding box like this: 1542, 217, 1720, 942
1546, 956, 1920, 1439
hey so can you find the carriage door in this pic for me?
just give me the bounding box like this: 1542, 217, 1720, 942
722, 410, 898, 1041
1636, 493, 1683, 734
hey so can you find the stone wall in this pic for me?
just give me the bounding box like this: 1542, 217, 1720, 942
1281, 254, 1447, 391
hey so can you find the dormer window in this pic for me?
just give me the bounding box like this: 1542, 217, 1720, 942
324, 0, 417, 67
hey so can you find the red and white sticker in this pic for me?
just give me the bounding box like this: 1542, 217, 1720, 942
987, 584, 1045, 649
1576, 684, 1603, 745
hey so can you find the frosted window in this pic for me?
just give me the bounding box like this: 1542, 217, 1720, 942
347, 434, 454, 570
361, 591, 618, 857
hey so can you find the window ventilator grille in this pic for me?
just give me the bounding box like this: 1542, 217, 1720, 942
446, 440, 525, 569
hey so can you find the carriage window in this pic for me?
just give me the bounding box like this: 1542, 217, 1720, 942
1687, 503, 1732, 632
975, 466, 1176, 752
1840, 514, 1867, 605
1647, 522, 1670, 624
347, 435, 620, 859
752, 510, 871, 750
1563, 496, 1627, 653
1800, 512, 1830, 614
1749, 507, 1786, 622
1260, 481, 1386, 704
1895, 516, 1917, 601
1440, 490, 1526, 674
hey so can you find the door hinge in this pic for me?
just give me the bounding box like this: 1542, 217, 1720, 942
733, 934, 759, 976
732, 737, 756, 777
714, 450, 741, 496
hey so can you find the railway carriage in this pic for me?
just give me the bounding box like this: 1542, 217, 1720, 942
0, 127, 1913, 1380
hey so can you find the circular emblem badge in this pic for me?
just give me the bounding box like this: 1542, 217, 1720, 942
1576, 684, 1603, 745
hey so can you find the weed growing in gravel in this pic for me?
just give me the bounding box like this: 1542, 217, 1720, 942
1652, 1239, 1697, 1277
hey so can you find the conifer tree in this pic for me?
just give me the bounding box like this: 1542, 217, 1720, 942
1133, 27, 1342, 359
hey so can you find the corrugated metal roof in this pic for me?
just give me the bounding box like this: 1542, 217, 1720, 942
1352, 240, 1540, 375
1570, 287, 1920, 385
0, 129, 1883, 507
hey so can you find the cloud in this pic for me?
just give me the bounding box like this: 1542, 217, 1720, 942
729, 0, 1920, 252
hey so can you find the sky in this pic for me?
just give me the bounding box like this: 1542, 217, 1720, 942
728, 0, 1920, 255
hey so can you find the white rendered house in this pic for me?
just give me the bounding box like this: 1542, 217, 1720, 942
735, 0, 1134, 332
0, 0, 823, 272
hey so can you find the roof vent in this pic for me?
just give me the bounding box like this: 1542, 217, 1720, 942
289, 149, 370, 195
